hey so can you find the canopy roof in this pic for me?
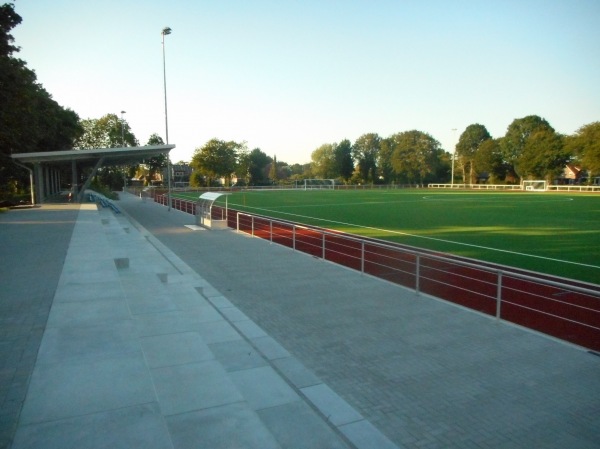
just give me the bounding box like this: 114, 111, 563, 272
11, 144, 175, 167
10, 144, 176, 204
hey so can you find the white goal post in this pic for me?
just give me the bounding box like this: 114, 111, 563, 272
522, 180, 547, 191
296, 179, 336, 190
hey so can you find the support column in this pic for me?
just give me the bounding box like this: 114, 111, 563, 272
53, 169, 59, 195
71, 160, 78, 200
34, 163, 44, 204
44, 166, 51, 200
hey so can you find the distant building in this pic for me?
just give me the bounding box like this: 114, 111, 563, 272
555, 164, 585, 185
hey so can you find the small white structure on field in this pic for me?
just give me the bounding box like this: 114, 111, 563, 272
196, 192, 230, 230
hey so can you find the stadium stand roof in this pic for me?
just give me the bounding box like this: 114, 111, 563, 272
11, 144, 175, 204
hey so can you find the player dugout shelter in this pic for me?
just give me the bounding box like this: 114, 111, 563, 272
11, 145, 175, 204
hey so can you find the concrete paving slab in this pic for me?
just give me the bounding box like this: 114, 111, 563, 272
19, 351, 155, 425
271, 357, 321, 389
257, 400, 351, 449
166, 402, 281, 449
45, 297, 130, 328
124, 286, 178, 315
229, 366, 299, 411
134, 307, 221, 337
140, 331, 214, 368
12, 403, 172, 449
35, 319, 138, 365
151, 360, 243, 415
52, 280, 124, 303
195, 320, 244, 344
209, 339, 269, 372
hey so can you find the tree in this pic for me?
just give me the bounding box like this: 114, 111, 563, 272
456, 124, 491, 184
74, 113, 138, 149
378, 138, 395, 184
0, 3, 82, 200
311, 143, 336, 179
247, 148, 272, 185
144, 133, 167, 183
501, 115, 554, 181
519, 129, 568, 182
390, 130, 442, 185
235, 145, 250, 185
333, 139, 354, 183
269, 155, 278, 183
352, 133, 380, 183
565, 122, 600, 182
191, 138, 240, 186
473, 139, 505, 183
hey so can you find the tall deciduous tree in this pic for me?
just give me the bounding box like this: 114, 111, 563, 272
390, 130, 442, 185
235, 145, 250, 185
378, 138, 395, 184
473, 138, 505, 183
518, 129, 568, 181
501, 115, 554, 181
247, 148, 272, 185
566, 122, 600, 182
269, 155, 278, 183
311, 143, 336, 179
352, 133, 380, 183
191, 138, 240, 186
74, 113, 138, 149
456, 124, 491, 184
1, 3, 82, 199
334, 139, 354, 183
144, 133, 167, 183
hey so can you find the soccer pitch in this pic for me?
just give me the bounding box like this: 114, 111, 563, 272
177, 189, 600, 284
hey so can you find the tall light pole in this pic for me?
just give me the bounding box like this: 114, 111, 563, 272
161, 26, 172, 211
451, 128, 457, 186
120, 110, 126, 147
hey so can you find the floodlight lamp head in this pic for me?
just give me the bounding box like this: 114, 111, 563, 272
162, 27, 172, 36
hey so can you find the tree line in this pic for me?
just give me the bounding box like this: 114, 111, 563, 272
190, 118, 599, 187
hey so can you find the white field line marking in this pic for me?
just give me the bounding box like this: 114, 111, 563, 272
232, 203, 599, 270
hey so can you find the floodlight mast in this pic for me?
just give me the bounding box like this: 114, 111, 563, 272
162, 26, 172, 211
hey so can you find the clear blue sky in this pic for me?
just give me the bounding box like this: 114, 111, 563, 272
12, 0, 600, 165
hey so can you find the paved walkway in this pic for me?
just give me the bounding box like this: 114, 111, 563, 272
1, 192, 599, 448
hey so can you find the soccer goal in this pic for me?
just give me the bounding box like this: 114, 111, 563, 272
523, 180, 547, 191
296, 179, 336, 190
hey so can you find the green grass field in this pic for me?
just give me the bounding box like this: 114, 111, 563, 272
176, 189, 600, 284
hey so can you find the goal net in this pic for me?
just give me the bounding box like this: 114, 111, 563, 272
523, 180, 547, 191
296, 179, 335, 190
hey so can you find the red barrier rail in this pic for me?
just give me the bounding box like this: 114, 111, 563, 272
154, 194, 600, 351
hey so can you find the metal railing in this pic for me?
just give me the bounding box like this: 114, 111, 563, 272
151, 193, 600, 351
233, 210, 600, 352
